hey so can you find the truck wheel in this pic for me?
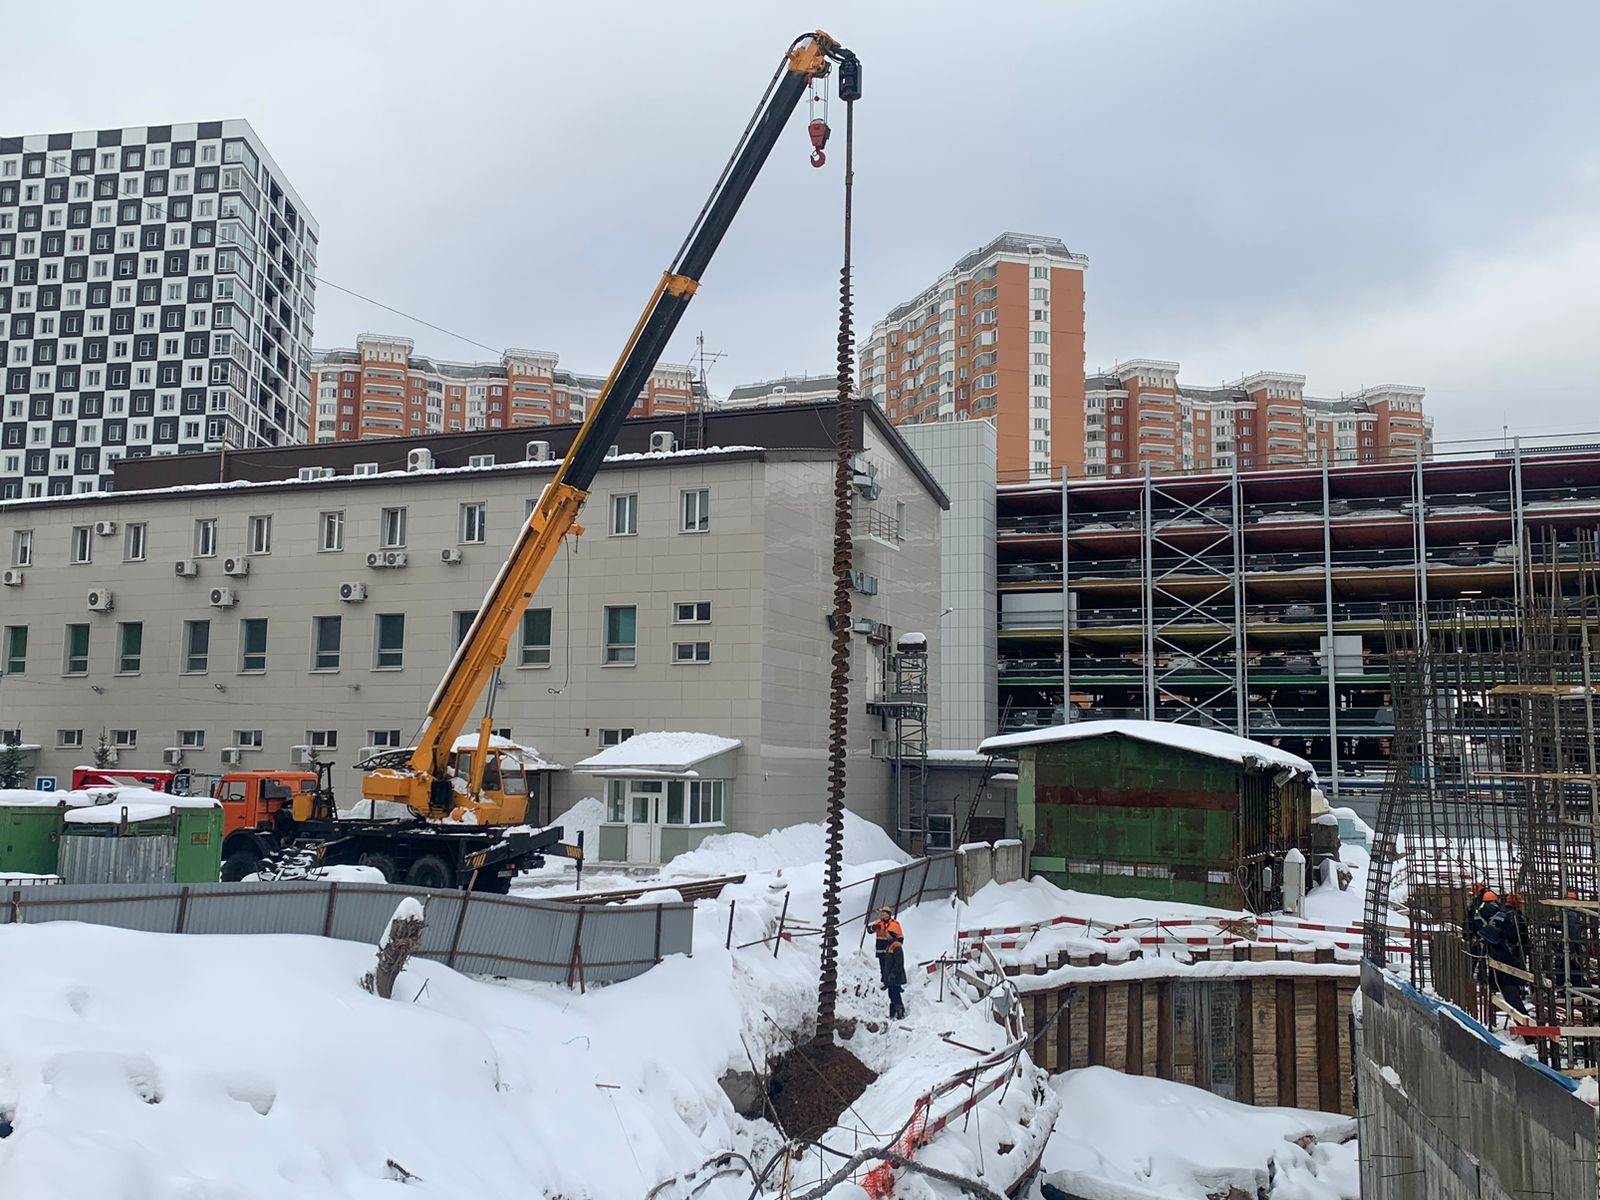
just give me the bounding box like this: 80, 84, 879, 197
221, 850, 261, 882
357, 851, 399, 882
405, 854, 453, 890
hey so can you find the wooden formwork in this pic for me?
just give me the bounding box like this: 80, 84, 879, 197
1010, 946, 1358, 1115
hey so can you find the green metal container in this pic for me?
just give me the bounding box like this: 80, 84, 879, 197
59, 800, 224, 884
0, 801, 66, 874
173, 804, 223, 882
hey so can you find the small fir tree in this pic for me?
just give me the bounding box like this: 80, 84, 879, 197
0, 727, 26, 789
93, 728, 114, 769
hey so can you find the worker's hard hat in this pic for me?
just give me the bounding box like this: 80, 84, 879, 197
1483, 890, 1500, 902
880, 905, 893, 914
1567, 890, 1580, 900
1507, 893, 1525, 908
1472, 882, 1487, 896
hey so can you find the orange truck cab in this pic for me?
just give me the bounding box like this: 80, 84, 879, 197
215, 771, 320, 879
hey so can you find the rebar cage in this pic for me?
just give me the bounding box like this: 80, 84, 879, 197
1366, 532, 1600, 1069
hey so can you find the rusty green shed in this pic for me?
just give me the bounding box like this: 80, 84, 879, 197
979, 719, 1315, 910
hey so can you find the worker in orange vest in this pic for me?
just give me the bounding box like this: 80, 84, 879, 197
872, 905, 903, 989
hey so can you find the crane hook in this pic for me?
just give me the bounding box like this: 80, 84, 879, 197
808, 118, 830, 168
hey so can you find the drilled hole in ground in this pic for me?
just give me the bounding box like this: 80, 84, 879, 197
765, 1041, 877, 1141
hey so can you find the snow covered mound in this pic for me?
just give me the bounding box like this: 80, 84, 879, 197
544, 795, 603, 853
1043, 1067, 1358, 1200
666, 810, 910, 876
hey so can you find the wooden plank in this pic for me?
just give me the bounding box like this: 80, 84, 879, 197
1070, 987, 1091, 1070
1173, 983, 1196, 1086
1236, 978, 1256, 1103
1143, 984, 1160, 1076
1336, 981, 1355, 1115
1089, 983, 1108, 1067
1295, 980, 1320, 1110
1275, 978, 1297, 1106
1316, 979, 1341, 1113
1127, 982, 1144, 1075
1157, 981, 1174, 1079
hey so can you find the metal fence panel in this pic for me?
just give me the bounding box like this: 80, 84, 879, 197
0, 882, 691, 986
864, 853, 959, 918
58, 834, 175, 885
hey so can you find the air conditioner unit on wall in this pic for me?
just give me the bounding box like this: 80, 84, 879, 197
2, 569, 22, 587
94, 520, 118, 536
649, 430, 676, 453
220, 747, 242, 766
367, 551, 408, 569
174, 559, 200, 578
210, 587, 237, 608
289, 745, 314, 767
406, 448, 434, 472
223, 557, 250, 577
163, 748, 185, 767
339, 582, 368, 602
440, 548, 463, 565
526, 440, 552, 462
87, 589, 115, 612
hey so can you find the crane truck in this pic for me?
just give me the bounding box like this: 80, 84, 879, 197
216, 30, 862, 891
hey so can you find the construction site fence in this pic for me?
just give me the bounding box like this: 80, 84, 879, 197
0, 880, 693, 988
864, 853, 959, 918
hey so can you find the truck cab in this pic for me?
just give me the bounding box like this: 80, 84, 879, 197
215, 770, 321, 880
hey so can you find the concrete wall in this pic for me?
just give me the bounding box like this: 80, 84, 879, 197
1357, 964, 1596, 1200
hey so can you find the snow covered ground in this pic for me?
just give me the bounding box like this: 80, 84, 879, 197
0, 812, 1370, 1198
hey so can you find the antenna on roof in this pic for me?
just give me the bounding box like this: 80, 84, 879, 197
686, 331, 726, 450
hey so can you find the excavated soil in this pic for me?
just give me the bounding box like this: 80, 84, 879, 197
766, 1041, 878, 1140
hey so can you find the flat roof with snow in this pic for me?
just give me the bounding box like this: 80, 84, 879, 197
576, 732, 741, 776
979, 719, 1314, 775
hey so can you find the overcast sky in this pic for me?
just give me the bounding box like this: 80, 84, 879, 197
9, 1, 1597, 444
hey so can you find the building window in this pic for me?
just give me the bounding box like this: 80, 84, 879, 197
689, 780, 725, 825
610, 493, 637, 536
319, 511, 344, 552
374, 613, 405, 669
11, 529, 32, 566
599, 727, 634, 749
368, 729, 403, 749
194, 517, 218, 558
63, 623, 90, 675
123, 523, 147, 561
681, 488, 710, 533
116, 622, 143, 674
111, 729, 138, 749
178, 729, 205, 750
460, 501, 487, 544
183, 620, 210, 673
248, 515, 272, 555
520, 608, 551, 666
380, 507, 407, 548
674, 601, 712, 624
3, 625, 26, 675
603, 606, 637, 664
307, 730, 338, 751
673, 641, 711, 664
452, 610, 476, 650
235, 729, 264, 750
57, 729, 84, 749
239, 618, 268, 672
312, 616, 342, 671
70, 525, 92, 563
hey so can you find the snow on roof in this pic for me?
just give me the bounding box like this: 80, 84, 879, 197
576, 732, 741, 774
898, 631, 927, 646
447, 733, 562, 770
65, 793, 220, 825
978, 719, 1314, 774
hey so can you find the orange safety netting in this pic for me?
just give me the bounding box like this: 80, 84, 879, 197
861, 1096, 930, 1198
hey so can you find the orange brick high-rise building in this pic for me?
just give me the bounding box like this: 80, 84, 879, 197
310, 334, 697, 442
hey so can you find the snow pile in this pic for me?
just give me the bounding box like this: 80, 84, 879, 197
665, 809, 910, 876
447, 732, 560, 769
546, 796, 603, 852
0, 789, 78, 808
576, 731, 740, 773
62, 789, 221, 825
334, 798, 415, 821
980, 718, 1315, 775
1042, 1067, 1358, 1200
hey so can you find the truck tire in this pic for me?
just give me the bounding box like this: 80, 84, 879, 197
357, 851, 399, 882
405, 854, 453, 890
221, 849, 262, 882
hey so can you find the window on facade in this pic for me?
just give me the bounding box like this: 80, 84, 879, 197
235, 729, 264, 750
368, 729, 402, 749
183, 620, 209, 673
374, 613, 405, 669
319, 511, 344, 552
57, 729, 84, 749
689, 780, 725, 825
239, 618, 268, 672
124, 523, 146, 561
248, 515, 272, 555
460, 502, 487, 544
599, 727, 634, 748
11, 529, 31, 566
195, 518, 218, 558
178, 729, 205, 750
673, 641, 711, 664
116, 622, 143, 673
674, 601, 712, 624
312, 616, 342, 670
681, 488, 710, 533
111, 729, 138, 749
518, 608, 552, 666
307, 730, 338, 750
609, 493, 637, 536
70, 525, 92, 563
63, 624, 90, 674
603, 606, 637, 664
3, 625, 26, 675
380, 507, 407, 548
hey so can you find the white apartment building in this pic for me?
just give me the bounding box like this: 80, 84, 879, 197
0, 403, 945, 861
0, 121, 318, 497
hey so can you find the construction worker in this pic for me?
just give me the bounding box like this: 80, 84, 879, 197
1470, 887, 1502, 986
883, 920, 907, 1022
1465, 882, 1491, 983
871, 905, 903, 989
1484, 893, 1530, 1014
